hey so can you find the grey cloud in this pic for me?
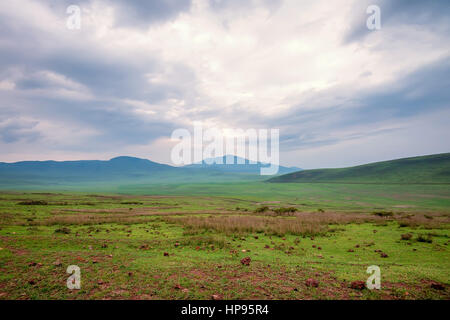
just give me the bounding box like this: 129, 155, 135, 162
258, 56, 450, 151
0, 119, 40, 143
40, 0, 192, 29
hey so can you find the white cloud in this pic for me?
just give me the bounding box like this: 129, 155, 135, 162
0, 0, 449, 165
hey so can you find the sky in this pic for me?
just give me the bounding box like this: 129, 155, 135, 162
0, 0, 449, 169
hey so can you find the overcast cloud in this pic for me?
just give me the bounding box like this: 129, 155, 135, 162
0, 0, 449, 168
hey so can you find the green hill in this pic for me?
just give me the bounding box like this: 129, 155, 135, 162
268, 153, 450, 184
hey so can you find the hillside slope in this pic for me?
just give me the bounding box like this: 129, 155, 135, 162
268, 153, 450, 184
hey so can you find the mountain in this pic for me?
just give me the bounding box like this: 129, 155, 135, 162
268, 153, 450, 184
0, 155, 294, 189
185, 155, 301, 174
0, 156, 175, 184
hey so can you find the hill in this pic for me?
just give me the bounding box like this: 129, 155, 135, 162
0, 155, 290, 189
268, 153, 450, 184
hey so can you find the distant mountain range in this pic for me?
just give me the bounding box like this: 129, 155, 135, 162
186, 155, 301, 174
269, 153, 450, 184
1, 153, 449, 189
0, 155, 300, 189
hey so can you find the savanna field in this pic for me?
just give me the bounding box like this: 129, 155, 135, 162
0, 182, 449, 300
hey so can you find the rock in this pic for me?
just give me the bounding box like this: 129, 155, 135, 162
350, 281, 366, 290
53, 259, 62, 267
305, 278, 319, 287
240, 257, 251, 266
431, 282, 445, 290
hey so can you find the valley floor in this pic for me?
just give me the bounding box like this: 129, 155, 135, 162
0, 185, 449, 300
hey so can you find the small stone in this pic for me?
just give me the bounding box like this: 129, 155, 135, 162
305, 278, 319, 287
240, 257, 251, 266
53, 259, 62, 267
431, 282, 445, 290
350, 281, 366, 290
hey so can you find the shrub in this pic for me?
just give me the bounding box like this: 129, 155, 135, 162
54, 227, 71, 234
254, 206, 269, 213
17, 200, 48, 205
372, 211, 394, 217
272, 207, 298, 216
416, 234, 433, 243
401, 233, 412, 241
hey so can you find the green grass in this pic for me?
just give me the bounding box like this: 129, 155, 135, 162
0, 185, 448, 300
269, 152, 450, 184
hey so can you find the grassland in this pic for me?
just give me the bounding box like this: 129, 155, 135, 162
269, 153, 450, 184
0, 182, 449, 300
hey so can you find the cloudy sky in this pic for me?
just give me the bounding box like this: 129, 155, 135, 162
0, 0, 449, 169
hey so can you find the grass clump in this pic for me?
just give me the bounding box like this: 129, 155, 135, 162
54, 227, 71, 234
17, 200, 48, 205
372, 211, 394, 217
416, 234, 433, 243
254, 206, 269, 213
401, 233, 413, 241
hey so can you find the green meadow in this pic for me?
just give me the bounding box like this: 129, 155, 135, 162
0, 181, 449, 300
